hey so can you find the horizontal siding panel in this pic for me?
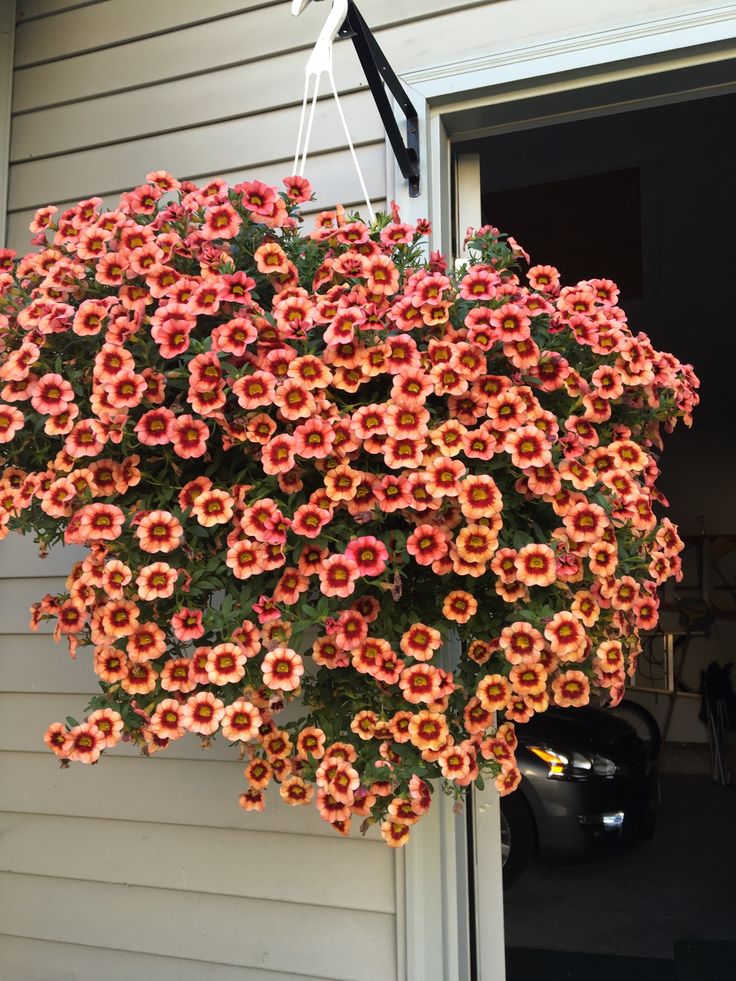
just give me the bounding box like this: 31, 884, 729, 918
0, 577, 66, 634
0, 637, 93, 694
9, 89, 382, 206
11, 49, 366, 161
0, 751, 382, 838
16, 1, 106, 22
14, 0, 279, 66
0, 692, 307, 762
9, 133, 384, 214
0, 934, 338, 981
12, 0, 490, 111
0, 872, 397, 981
0, 535, 85, 577
0, 813, 395, 912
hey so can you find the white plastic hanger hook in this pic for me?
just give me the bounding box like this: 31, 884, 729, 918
291, 0, 375, 223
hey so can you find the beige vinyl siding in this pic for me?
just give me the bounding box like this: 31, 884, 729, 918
1, 2, 497, 976
6, 0, 495, 249
0, 542, 400, 981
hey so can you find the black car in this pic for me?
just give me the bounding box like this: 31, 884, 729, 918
500, 701, 659, 885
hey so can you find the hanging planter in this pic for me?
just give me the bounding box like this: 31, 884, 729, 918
0, 174, 698, 845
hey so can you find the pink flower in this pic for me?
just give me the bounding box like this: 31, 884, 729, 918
345, 535, 388, 577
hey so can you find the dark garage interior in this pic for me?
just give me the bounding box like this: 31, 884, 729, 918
458, 84, 736, 979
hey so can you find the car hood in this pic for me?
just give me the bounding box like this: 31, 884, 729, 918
515, 705, 636, 753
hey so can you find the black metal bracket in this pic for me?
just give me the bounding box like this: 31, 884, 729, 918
337, 0, 421, 197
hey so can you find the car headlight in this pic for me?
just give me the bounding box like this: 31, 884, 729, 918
528, 745, 618, 780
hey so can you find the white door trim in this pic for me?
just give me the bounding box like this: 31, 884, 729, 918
403, 2, 736, 98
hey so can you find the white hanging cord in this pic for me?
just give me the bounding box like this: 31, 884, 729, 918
292, 83, 310, 176
329, 72, 375, 223
291, 0, 375, 223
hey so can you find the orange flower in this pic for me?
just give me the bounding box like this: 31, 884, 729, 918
221, 700, 261, 742
477, 674, 511, 712
400, 623, 442, 661
135, 509, 183, 554
408, 710, 448, 751
261, 647, 304, 691
551, 669, 591, 708
380, 818, 411, 848
442, 590, 477, 624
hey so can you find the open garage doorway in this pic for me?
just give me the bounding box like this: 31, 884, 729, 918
454, 83, 736, 978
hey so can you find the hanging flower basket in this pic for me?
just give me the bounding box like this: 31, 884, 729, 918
0, 173, 698, 845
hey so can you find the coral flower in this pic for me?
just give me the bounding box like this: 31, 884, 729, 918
273, 378, 315, 420
239, 790, 266, 812
457, 475, 502, 519
438, 744, 474, 783
596, 640, 625, 675
588, 541, 618, 577
455, 523, 498, 564
544, 611, 587, 662
490, 303, 531, 342
121, 661, 158, 695
31, 373, 74, 415
499, 622, 544, 665
504, 425, 552, 469
318, 554, 359, 598
496, 768, 522, 796
408, 710, 448, 751
477, 674, 511, 712
562, 502, 608, 543
126, 621, 167, 663
381, 819, 410, 848
551, 669, 591, 708
160, 658, 197, 694
136, 510, 184, 553
206, 642, 246, 685
515, 543, 557, 587
344, 535, 388, 577
76, 503, 125, 542
232, 371, 276, 410
136, 561, 177, 600
400, 623, 442, 661
44, 722, 71, 758
221, 699, 262, 741
407, 524, 450, 566
426, 457, 466, 498
262, 646, 304, 691
66, 723, 105, 763
171, 414, 209, 459
191, 489, 234, 527
150, 699, 186, 741
280, 776, 314, 806
510, 662, 547, 696
245, 757, 273, 792
134, 408, 174, 446
441, 590, 477, 624
99, 599, 140, 639
87, 708, 124, 748
261, 434, 296, 475
93, 646, 128, 683
399, 663, 443, 704
171, 607, 205, 642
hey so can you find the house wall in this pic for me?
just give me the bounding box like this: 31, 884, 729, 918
1, 1, 729, 978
